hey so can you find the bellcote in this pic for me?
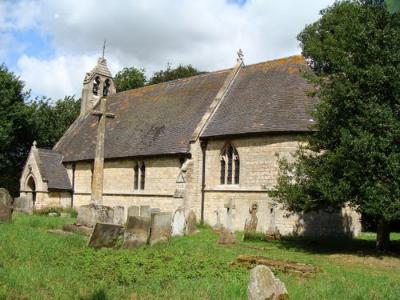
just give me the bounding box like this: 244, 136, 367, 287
80, 57, 116, 116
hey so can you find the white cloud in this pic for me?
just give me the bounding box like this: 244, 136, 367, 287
12, 0, 335, 99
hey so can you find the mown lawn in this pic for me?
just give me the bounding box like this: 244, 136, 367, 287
0, 214, 399, 299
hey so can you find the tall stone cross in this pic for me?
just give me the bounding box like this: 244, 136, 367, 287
224, 199, 236, 230
91, 97, 115, 205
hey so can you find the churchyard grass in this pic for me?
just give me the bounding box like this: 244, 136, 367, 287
0, 214, 399, 299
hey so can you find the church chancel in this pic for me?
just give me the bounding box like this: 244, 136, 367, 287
19, 52, 362, 237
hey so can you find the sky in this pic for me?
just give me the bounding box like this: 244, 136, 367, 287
0, 0, 335, 100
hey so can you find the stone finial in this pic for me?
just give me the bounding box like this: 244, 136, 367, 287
237, 48, 244, 63
32, 141, 37, 148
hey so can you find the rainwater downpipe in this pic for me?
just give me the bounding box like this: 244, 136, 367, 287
200, 139, 208, 224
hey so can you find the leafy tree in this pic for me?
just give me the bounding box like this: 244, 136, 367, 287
148, 64, 204, 85
114, 67, 146, 92
270, 0, 400, 251
0, 65, 34, 196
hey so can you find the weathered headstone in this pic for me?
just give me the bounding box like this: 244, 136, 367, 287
265, 203, 281, 240
149, 212, 172, 246
185, 210, 197, 235
218, 227, 237, 245
171, 208, 185, 237
140, 205, 151, 218
77, 204, 114, 227
113, 206, 125, 225
88, 223, 123, 248
247, 265, 288, 300
128, 205, 140, 217
244, 203, 259, 240
123, 216, 151, 248
13, 196, 32, 214
0, 188, 13, 223
149, 207, 160, 216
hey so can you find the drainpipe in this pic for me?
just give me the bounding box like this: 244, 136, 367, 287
71, 163, 76, 208
200, 139, 208, 224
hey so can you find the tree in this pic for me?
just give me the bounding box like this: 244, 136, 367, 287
0, 65, 34, 196
114, 67, 146, 92
270, 0, 400, 251
148, 64, 203, 85
30, 96, 80, 148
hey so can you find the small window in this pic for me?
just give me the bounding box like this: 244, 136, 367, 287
220, 143, 239, 185
93, 76, 101, 95
103, 79, 111, 96
134, 161, 146, 190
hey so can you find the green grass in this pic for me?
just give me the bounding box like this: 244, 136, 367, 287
0, 214, 399, 299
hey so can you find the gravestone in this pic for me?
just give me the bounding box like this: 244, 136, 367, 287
77, 204, 114, 227
88, 223, 123, 248
13, 196, 32, 214
149, 212, 172, 246
247, 265, 288, 300
123, 216, 151, 248
244, 203, 259, 240
0, 188, 13, 223
224, 199, 236, 230
213, 208, 223, 233
113, 206, 125, 225
171, 208, 185, 236
218, 227, 237, 245
140, 205, 151, 218
185, 210, 197, 235
265, 203, 281, 240
128, 205, 139, 217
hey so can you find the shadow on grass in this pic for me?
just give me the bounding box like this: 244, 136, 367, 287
273, 234, 400, 258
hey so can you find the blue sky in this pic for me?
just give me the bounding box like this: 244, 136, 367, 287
0, 0, 334, 100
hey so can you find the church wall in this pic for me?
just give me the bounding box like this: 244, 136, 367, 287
202, 135, 361, 237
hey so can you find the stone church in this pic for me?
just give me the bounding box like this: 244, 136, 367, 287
19, 54, 361, 237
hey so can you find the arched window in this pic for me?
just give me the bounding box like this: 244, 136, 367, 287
93, 76, 101, 95
103, 79, 111, 96
134, 161, 146, 190
220, 144, 239, 185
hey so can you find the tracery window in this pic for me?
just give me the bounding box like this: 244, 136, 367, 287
134, 161, 146, 190
220, 144, 239, 185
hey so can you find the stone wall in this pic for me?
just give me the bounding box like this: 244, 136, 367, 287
202, 135, 361, 237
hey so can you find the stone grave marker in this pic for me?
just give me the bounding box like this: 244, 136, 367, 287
213, 208, 223, 233
123, 216, 151, 248
77, 204, 114, 227
244, 202, 259, 240
185, 210, 197, 235
140, 205, 151, 218
247, 265, 288, 300
88, 223, 123, 248
13, 196, 32, 214
149, 212, 172, 246
218, 200, 236, 244
0, 188, 13, 223
171, 208, 185, 237
113, 206, 125, 225
128, 205, 139, 217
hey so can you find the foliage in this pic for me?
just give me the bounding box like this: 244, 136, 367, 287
270, 0, 400, 250
0, 64, 80, 195
34, 207, 78, 218
0, 214, 399, 299
0, 65, 34, 196
114, 67, 146, 92
148, 64, 204, 85
386, 0, 400, 13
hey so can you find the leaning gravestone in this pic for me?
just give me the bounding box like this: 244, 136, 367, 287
88, 223, 123, 248
185, 210, 197, 235
247, 265, 288, 300
77, 204, 114, 227
123, 216, 151, 248
140, 205, 151, 218
171, 208, 185, 237
218, 227, 237, 245
149, 212, 172, 246
0, 188, 13, 223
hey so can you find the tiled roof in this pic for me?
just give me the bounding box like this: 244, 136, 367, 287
201, 56, 317, 137
37, 149, 71, 190
54, 69, 230, 162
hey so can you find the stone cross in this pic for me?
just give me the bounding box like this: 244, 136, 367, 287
224, 199, 236, 230
91, 97, 115, 205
